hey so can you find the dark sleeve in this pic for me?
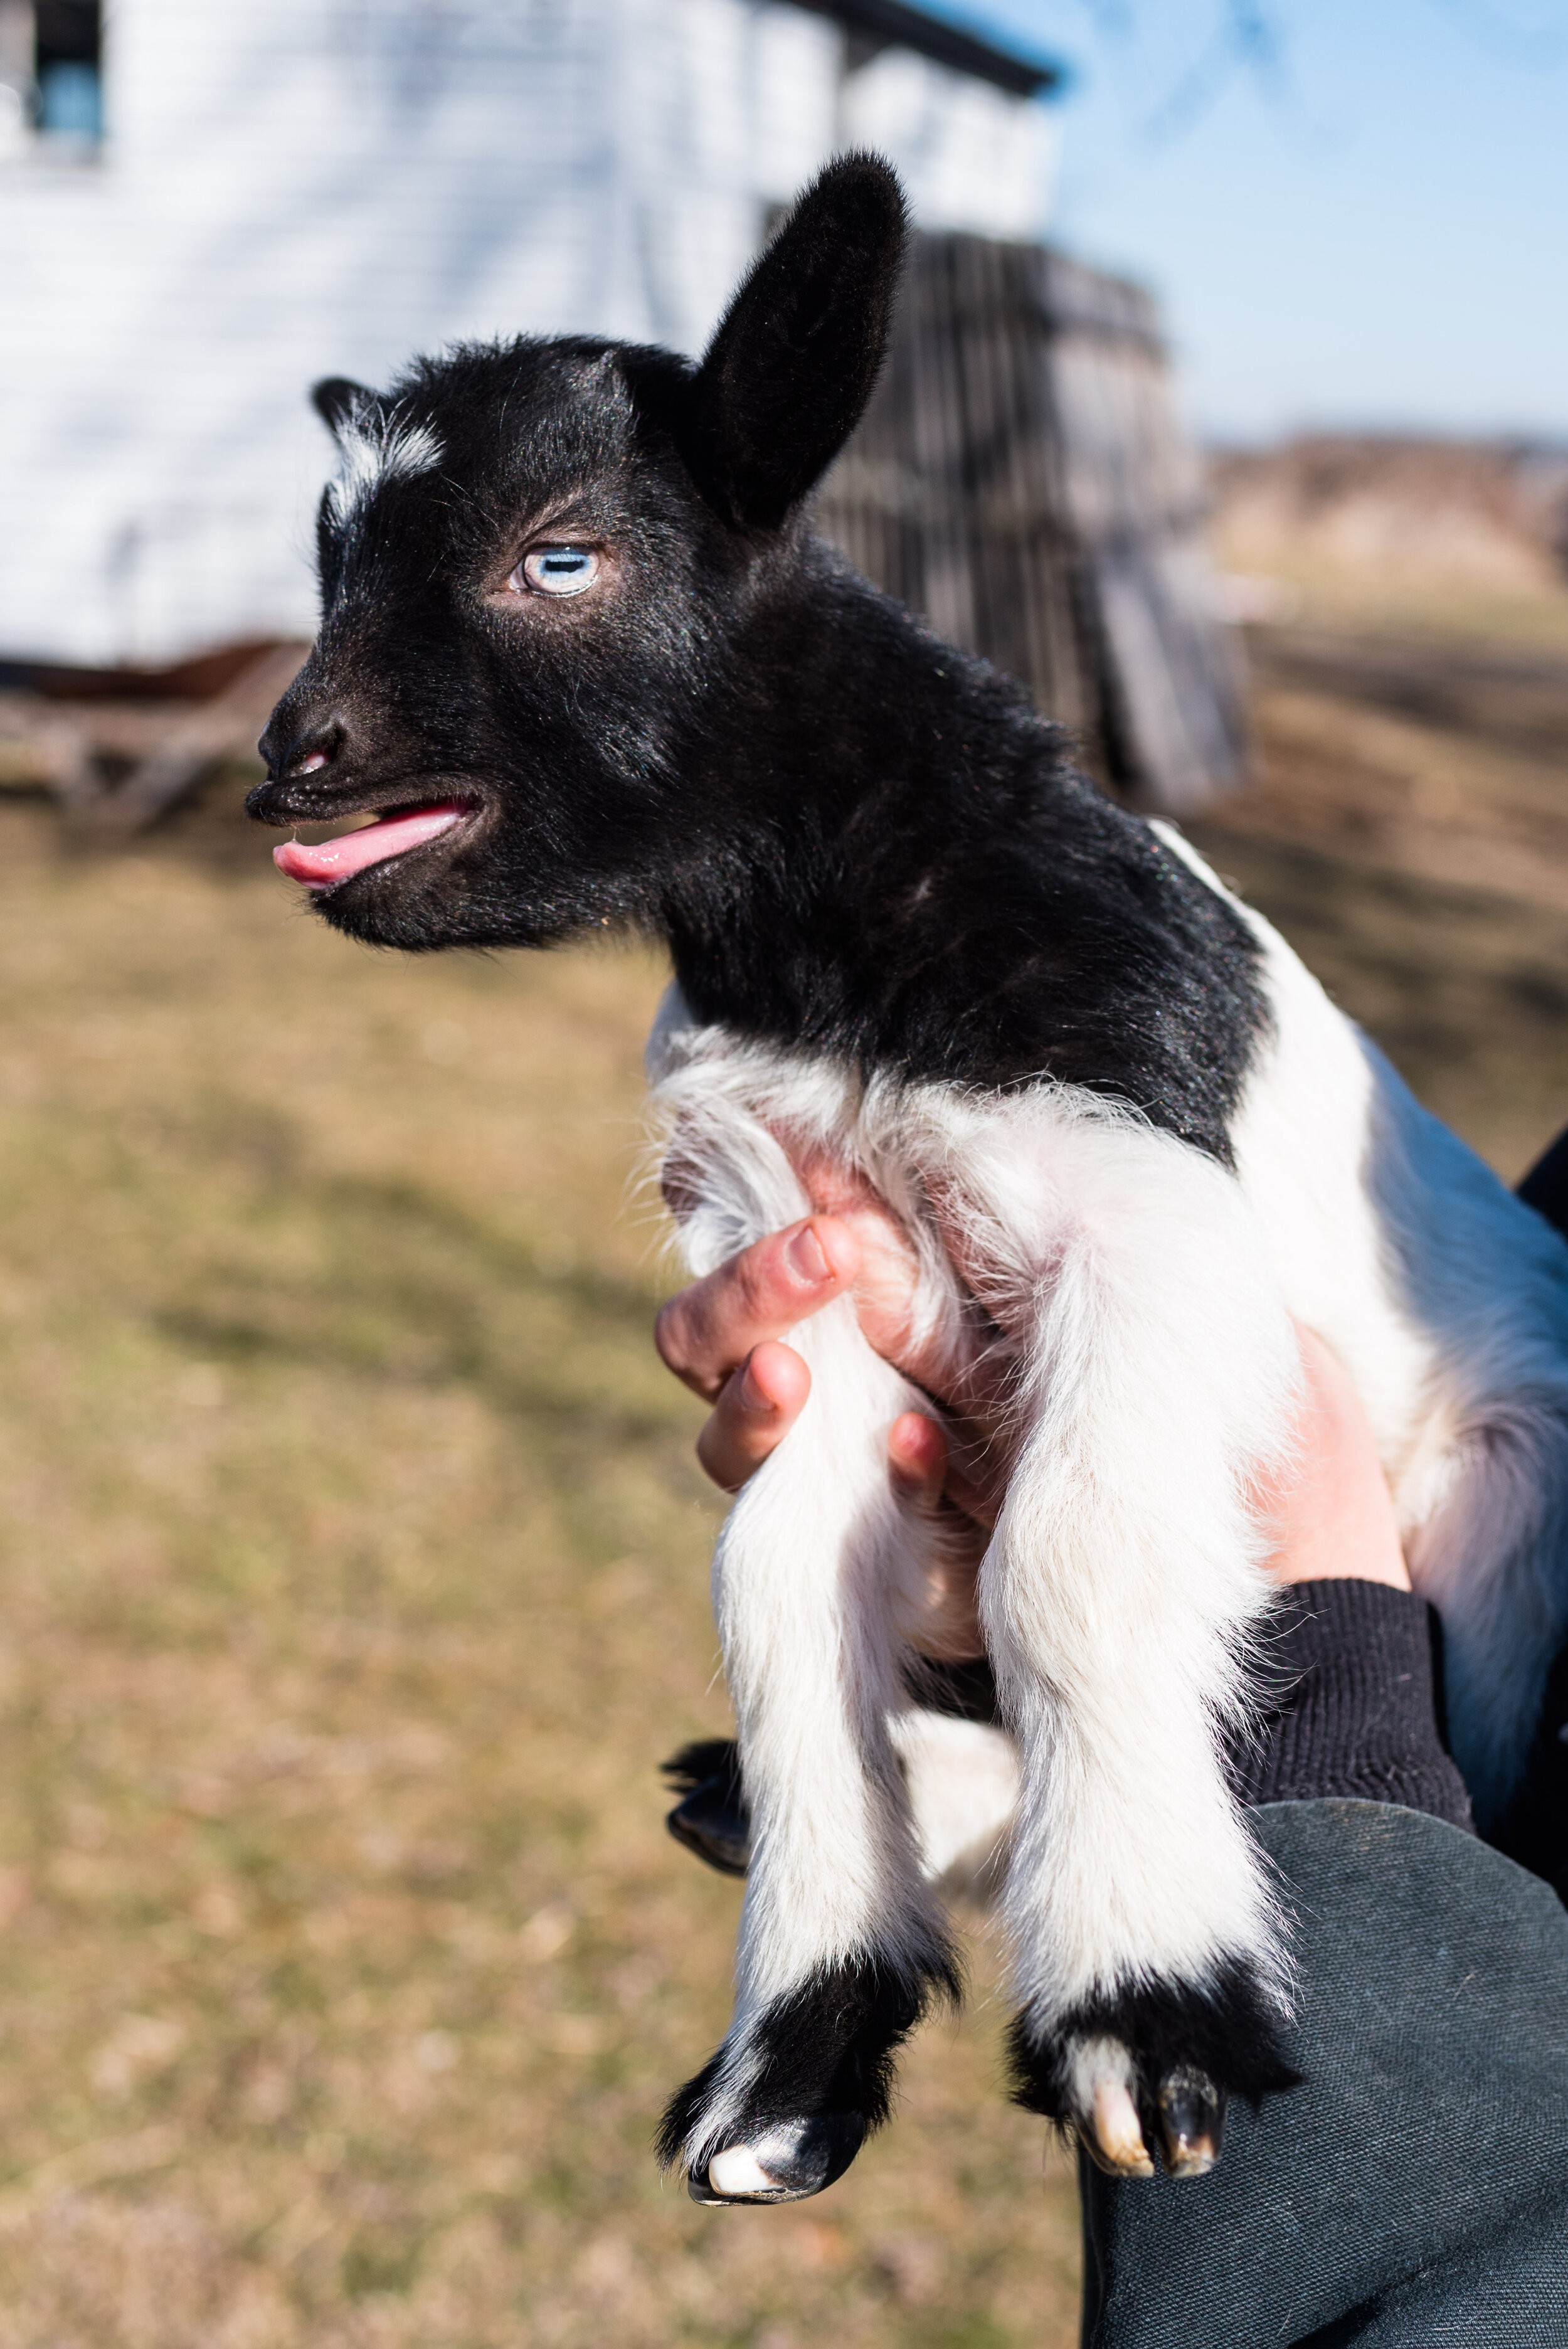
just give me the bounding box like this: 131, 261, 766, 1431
1225, 1577, 1475, 1833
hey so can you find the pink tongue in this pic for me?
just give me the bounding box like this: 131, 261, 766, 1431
273, 802, 469, 888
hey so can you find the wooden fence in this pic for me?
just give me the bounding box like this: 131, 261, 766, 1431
815, 231, 1248, 814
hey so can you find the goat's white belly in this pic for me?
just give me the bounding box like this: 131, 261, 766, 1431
1227, 912, 1444, 1524
1162, 825, 1568, 1544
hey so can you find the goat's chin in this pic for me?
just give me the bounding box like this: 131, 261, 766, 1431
307, 864, 587, 954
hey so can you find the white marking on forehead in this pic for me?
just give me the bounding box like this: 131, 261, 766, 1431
326, 411, 443, 524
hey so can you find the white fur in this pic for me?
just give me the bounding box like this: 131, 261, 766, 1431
649, 829, 1568, 2145
325, 411, 443, 524
650, 996, 1300, 2133
891, 1709, 1019, 1894
716, 1293, 956, 2010
1069, 2034, 1137, 2111
648, 1041, 955, 2155
960, 1093, 1297, 2022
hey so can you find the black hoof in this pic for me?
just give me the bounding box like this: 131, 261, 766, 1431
1006, 1958, 1300, 2182
687, 2113, 866, 2205
1156, 2064, 1226, 2177
657, 1951, 960, 2198
661, 1740, 751, 1877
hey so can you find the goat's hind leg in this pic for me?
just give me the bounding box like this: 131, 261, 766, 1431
659, 1296, 960, 2205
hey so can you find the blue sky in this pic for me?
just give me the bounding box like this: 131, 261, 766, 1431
942, 0, 1567, 443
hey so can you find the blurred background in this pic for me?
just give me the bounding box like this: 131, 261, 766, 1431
0, 3, 1564, 2343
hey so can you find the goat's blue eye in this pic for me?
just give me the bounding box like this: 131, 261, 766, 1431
519, 544, 600, 596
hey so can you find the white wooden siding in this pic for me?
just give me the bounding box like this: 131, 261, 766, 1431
0, 0, 1057, 666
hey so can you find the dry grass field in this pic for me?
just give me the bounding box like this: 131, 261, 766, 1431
0, 793, 1080, 2349
0, 572, 1565, 2346
1190, 587, 1568, 1184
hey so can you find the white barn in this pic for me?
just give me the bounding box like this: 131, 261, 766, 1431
0, 0, 1061, 669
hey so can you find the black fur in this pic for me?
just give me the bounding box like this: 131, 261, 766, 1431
902, 1654, 1002, 1726
250, 155, 1267, 1163
1007, 1959, 1302, 2126
311, 375, 369, 435
660, 1737, 744, 1800
654, 1949, 961, 2173
681, 159, 908, 531
659, 1664, 1004, 1883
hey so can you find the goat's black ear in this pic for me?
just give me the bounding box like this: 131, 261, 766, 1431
312, 377, 371, 436
684, 154, 906, 530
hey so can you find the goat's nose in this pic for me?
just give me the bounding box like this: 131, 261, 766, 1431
257, 711, 347, 783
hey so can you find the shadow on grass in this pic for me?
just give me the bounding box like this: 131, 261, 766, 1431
21, 1078, 688, 1450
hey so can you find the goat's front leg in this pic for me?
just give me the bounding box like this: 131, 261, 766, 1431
966, 1113, 1305, 2178
659, 1293, 960, 2205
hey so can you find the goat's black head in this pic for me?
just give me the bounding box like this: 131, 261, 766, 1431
249, 156, 908, 949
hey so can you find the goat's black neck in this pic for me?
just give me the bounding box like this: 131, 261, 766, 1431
655, 558, 1266, 1161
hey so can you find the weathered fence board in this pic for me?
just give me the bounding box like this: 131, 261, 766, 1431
815, 231, 1248, 813
0, 643, 307, 831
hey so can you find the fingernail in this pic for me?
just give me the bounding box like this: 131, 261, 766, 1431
735, 1359, 775, 1416
786, 1223, 830, 1284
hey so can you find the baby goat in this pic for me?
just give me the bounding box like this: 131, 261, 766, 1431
252, 157, 1568, 2204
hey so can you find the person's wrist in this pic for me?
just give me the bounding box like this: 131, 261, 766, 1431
1259, 1328, 1410, 1593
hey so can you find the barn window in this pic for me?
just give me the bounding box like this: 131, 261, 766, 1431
32, 0, 100, 138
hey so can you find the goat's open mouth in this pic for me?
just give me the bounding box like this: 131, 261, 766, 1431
272, 800, 479, 891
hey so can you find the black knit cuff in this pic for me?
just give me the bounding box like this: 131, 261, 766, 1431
1227, 1579, 1474, 1833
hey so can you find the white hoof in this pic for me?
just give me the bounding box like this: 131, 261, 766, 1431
688, 2113, 866, 2205
707, 2144, 776, 2198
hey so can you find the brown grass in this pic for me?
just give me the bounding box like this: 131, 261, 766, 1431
1189, 615, 1568, 1184
0, 797, 1079, 2349
1, 588, 1565, 2341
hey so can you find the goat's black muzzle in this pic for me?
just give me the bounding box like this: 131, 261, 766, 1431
250, 668, 369, 823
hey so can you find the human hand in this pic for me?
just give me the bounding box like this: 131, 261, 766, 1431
653, 1211, 997, 1660
1253, 1326, 1410, 1592
654, 1217, 1410, 1638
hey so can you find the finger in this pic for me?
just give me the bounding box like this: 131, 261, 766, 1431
937, 1454, 999, 1531
888, 1411, 990, 1664
696, 1342, 812, 1492
888, 1409, 949, 1509
890, 1408, 1001, 1535
655, 1219, 860, 1402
